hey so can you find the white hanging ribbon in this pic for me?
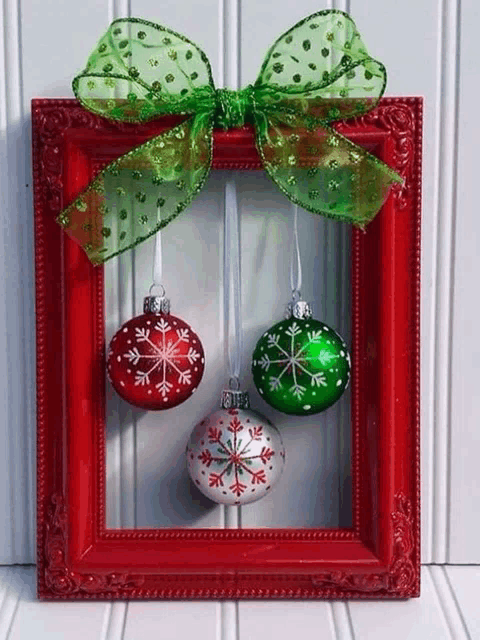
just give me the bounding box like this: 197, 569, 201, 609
289, 204, 302, 300
150, 210, 164, 297
152, 221, 162, 286
224, 175, 242, 389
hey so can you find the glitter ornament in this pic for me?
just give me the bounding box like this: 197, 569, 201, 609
186, 390, 285, 506
251, 300, 350, 416
107, 294, 205, 410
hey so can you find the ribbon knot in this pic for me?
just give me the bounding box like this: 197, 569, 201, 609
215, 87, 253, 130
58, 11, 403, 264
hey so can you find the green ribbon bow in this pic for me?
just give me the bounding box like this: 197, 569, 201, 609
57, 10, 402, 264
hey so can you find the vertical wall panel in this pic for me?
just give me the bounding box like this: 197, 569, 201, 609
0, 0, 36, 565
220, 4, 241, 637
7, 0, 111, 565
430, 0, 460, 565
351, 0, 441, 564
240, 0, 323, 87
133, 0, 220, 74
449, 0, 480, 563
104, 0, 133, 532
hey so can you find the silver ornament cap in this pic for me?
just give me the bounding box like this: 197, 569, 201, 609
285, 299, 313, 320
143, 295, 171, 315
221, 389, 250, 410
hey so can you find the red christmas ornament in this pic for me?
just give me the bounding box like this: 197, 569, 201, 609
107, 294, 205, 410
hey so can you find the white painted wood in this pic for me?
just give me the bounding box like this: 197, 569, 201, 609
348, 567, 452, 640
100, 603, 128, 640
221, 600, 239, 640
333, 0, 353, 534
350, 0, 442, 565
331, 602, 355, 640
430, 0, 460, 566
238, 601, 336, 640
124, 601, 217, 640
0, 0, 36, 565
0, 0, 13, 567
220, 8, 241, 637
19, 0, 114, 548
446, 566, 480, 640
5, 0, 112, 566
0, 566, 478, 639
7, 567, 109, 640
132, 0, 220, 79
241, 0, 325, 87
448, 0, 480, 564
219, 9, 242, 637
429, 566, 470, 640
0, 567, 25, 640
104, 0, 135, 532
105, 197, 137, 529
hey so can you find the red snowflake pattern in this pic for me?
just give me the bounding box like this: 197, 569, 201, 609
258, 447, 274, 464
229, 479, 247, 497
251, 470, 267, 485
208, 473, 224, 488
196, 413, 276, 501
248, 426, 264, 440
208, 427, 222, 443
228, 416, 243, 434
198, 450, 214, 467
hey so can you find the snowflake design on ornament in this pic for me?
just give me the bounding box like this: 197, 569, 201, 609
123, 317, 201, 396
197, 415, 275, 498
257, 322, 338, 400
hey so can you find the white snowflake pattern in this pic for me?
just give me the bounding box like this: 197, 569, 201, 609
256, 322, 336, 400
123, 319, 200, 397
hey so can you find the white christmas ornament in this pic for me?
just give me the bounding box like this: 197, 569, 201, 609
186, 390, 285, 506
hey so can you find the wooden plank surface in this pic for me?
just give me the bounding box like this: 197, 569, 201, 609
1, 566, 479, 639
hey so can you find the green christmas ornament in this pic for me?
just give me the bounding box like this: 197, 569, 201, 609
251, 300, 351, 416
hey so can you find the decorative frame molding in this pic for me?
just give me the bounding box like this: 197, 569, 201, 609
33, 97, 422, 600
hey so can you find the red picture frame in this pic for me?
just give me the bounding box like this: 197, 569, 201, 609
33, 97, 422, 600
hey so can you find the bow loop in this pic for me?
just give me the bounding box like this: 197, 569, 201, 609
215, 86, 253, 129
255, 10, 386, 125
73, 17, 216, 123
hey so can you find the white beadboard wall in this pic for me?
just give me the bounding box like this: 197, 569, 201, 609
0, 0, 479, 633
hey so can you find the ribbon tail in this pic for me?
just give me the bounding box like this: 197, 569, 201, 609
56, 114, 214, 264
254, 113, 402, 229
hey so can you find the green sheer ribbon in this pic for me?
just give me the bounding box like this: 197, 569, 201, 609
57, 10, 402, 264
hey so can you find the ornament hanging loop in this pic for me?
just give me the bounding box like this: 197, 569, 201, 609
228, 376, 240, 391
148, 283, 166, 299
